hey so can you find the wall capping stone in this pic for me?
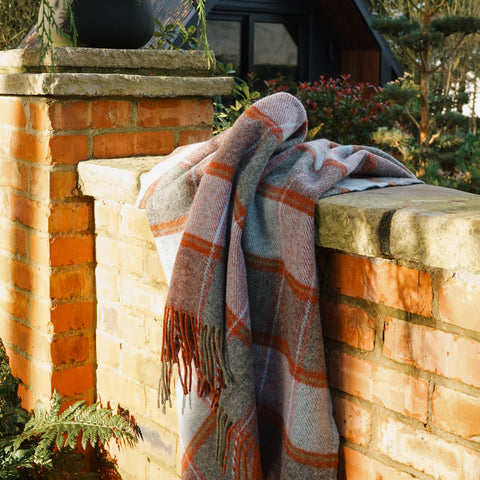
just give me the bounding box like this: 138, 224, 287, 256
0, 72, 233, 98
0, 47, 233, 98
0, 47, 216, 76
317, 185, 480, 273
78, 158, 480, 274
79, 157, 161, 204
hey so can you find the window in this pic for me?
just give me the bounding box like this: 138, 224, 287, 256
206, 12, 307, 82
253, 22, 298, 82
206, 19, 242, 72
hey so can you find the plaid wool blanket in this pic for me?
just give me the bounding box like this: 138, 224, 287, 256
137, 92, 420, 480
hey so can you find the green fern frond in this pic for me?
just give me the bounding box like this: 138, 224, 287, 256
4, 390, 138, 459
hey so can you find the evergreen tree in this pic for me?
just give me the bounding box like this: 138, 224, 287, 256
371, 0, 480, 148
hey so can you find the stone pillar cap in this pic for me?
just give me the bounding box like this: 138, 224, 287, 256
0, 47, 216, 76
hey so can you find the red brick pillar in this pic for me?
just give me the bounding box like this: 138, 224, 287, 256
0, 47, 232, 409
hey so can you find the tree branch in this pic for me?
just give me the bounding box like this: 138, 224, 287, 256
430, 33, 468, 74
404, 105, 421, 131
431, 0, 448, 17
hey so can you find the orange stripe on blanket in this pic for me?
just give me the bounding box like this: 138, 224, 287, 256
254, 331, 328, 388
181, 232, 225, 260
257, 183, 316, 214
323, 158, 348, 176
244, 255, 318, 303
150, 215, 188, 237
258, 404, 339, 469
359, 152, 376, 174
245, 253, 281, 274
284, 268, 319, 303
207, 161, 236, 182
137, 175, 163, 209
226, 305, 252, 349
244, 105, 283, 144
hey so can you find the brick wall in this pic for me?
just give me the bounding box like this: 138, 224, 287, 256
92, 188, 178, 479
315, 187, 480, 480
0, 93, 97, 409
0, 48, 231, 415
80, 155, 480, 480
3, 47, 480, 480
0, 95, 213, 409
318, 251, 480, 479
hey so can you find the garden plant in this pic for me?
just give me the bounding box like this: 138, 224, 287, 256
0, 339, 138, 480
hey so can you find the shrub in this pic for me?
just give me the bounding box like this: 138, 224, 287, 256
265, 74, 392, 145
213, 63, 261, 135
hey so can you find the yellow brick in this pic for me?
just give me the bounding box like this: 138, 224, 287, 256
108, 441, 147, 480
139, 422, 177, 468
96, 332, 120, 369
95, 267, 119, 303
120, 204, 154, 241
96, 236, 144, 276
120, 345, 161, 388
118, 310, 146, 349
94, 201, 120, 235
97, 304, 119, 336
118, 275, 167, 318
148, 461, 180, 480
145, 385, 178, 434
143, 246, 167, 286
96, 365, 146, 415
146, 317, 164, 356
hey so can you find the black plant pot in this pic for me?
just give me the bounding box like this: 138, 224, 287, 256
62, 0, 154, 49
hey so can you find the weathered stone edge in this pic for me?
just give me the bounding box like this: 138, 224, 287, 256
0, 73, 234, 97
78, 159, 480, 274
78, 157, 161, 205
0, 48, 216, 74
316, 184, 480, 274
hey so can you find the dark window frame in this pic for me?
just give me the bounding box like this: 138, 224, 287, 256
207, 10, 310, 80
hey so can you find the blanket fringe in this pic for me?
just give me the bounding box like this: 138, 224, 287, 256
215, 404, 264, 480
159, 305, 229, 409
228, 420, 263, 480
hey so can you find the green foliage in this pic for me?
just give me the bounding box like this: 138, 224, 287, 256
371, 16, 418, 36
37, 0, 78, 63
431, 16, 480, 36
372, 126, 415, 162
190, 0, 212, 66
264, 75, 392, 146
152, 20, 200, 51
0, 0, 38, 50
0, 342, 29, 441
0, 338, 139, 480
370, 0, 480, 152
151, 2, 213, 67
213, 63, 261, 134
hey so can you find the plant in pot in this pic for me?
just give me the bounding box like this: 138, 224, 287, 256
37, 0, 211, 62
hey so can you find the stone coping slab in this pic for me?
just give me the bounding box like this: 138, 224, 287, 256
0, 72, 233, 98
78, 157, 480, 274
78, 157, 161, 204
0, 48, 216, 76
316, 185, 480, 274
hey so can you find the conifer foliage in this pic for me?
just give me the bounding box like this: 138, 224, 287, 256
0, 339, 139, 479
370, 0, 480, 148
